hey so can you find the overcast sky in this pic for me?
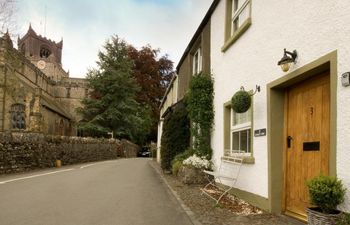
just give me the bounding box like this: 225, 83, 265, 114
15, 0, 213, 78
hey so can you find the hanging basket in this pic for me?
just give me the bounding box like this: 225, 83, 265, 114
231, 90, 251, 113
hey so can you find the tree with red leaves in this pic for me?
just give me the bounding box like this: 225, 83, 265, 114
128, 45, 174, 142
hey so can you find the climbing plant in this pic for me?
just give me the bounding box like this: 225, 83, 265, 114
185, 73, 214, 159
160, 101, 190, 171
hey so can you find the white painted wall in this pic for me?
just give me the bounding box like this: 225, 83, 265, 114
210, 0, 350, 211
156, 120, 163, 163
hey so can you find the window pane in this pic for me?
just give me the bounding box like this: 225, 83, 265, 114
193, 49, 201, 75
232, 107, 251, 126
20, 114, 26, 129
238, 3, 250, 27
233, 0, 238, 12
193, 53, 198, 74
240, 129, 248, 152
232, 18, 239, 34
237, 0, 245, 9
11, 104, 26, 130
247, 129, 251, 152
231, 129, 251, 153
231, 132, 239, 151
12, 114, 17, 129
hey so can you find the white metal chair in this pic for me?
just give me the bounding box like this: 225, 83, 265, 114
201, 157, 243, 204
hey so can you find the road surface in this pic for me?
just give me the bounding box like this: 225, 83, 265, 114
0, 158, 193, 225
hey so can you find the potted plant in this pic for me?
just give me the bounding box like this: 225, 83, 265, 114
231, 89, 251, 113
306, 175, 346, 225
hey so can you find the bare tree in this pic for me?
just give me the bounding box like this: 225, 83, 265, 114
0, 0, 16, 35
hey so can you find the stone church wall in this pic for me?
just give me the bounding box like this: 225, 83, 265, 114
54, 78, 89, 122
0, 132, 140, 174
41, 107, 71, 136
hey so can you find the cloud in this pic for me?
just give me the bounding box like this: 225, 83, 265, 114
16, 0, 213, 78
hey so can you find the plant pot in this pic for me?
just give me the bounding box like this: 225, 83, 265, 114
306, 207, 342, 225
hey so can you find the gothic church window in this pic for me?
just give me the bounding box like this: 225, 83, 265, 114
40, 46, 51, 58
10, 104, 26, 130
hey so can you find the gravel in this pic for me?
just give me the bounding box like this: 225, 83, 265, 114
150, 160, 305, 225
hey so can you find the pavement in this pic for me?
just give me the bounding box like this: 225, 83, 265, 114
148, 160, 306, 225
0, 158, 193, 225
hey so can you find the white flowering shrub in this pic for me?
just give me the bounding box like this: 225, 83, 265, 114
182, 154, 212, 170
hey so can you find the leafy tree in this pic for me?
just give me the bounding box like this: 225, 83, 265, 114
128, 45, 173, 142
78, 36, 151, 144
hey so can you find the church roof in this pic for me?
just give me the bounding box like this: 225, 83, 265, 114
41, 95, 73, 121
18, 24, 63, 49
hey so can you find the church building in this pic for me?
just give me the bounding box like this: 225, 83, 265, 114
0, 25, 88, 136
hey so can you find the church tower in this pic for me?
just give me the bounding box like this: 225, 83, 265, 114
17, 24, 68, 81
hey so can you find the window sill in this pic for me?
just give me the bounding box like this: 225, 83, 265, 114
222, 155, 255, 164
221, 18, 252, 52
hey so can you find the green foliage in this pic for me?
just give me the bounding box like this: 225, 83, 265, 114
150, 144, 157, 159
185, 73, 214, 159
307, 175, 346, 214
77, 123, 109, 138
160, 102, 190, 171
173, 148, 195, 163
231, 90, 251, 113
172, 160, 182, 175
78, 36, 152, 144
336, 213, 350, 225
171, 149, 194, 175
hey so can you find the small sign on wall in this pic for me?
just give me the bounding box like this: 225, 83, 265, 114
254, 128, 266, 137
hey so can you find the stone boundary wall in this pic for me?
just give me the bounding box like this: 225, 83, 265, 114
120, 139, 140, 158
0, 132, 138, 174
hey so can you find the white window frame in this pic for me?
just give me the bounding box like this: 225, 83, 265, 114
192, 48, 202, 75
229, 107, 252, 157
231, 0, 251, 36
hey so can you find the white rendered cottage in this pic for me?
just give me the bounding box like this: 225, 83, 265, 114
208, 0, 350, 220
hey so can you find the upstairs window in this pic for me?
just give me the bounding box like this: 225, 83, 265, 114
192, 48, 202, 75
40, 46, 51, 58
222, 0, 252, 51
231, 0, 250, 35
10, 104, 26, 130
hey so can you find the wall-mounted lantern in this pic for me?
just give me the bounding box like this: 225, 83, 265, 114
277, 48, 298, 72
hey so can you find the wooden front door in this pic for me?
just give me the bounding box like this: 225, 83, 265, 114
284, 72, 330, 219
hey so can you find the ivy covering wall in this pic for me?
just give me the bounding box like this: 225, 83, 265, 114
185, 73, 214, 159
160, 101, 190, 171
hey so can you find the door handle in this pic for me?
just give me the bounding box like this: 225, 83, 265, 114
287, 136, 293, 148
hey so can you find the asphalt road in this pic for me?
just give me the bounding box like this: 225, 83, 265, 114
0, 158, 193, 225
